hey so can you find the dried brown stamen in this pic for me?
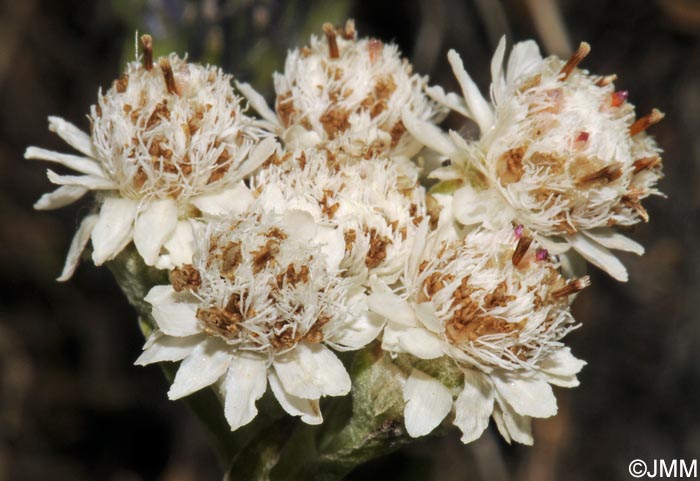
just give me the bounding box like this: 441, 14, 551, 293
276, 92, 295, 127
323, 22, 339, 59
304, 316, 330, 344
422, 271, 455, 300
518, 73, 542, 92
266, 227, 288, 241
368, 38, 383, 65
446, 280, 520, 344
594, 74, 617, 87
389, 120, 406, 147
197, 295, 244, 338
365, 227, 391, 269
426, 194, 442, 230
145, 102, 171, 130
276, 264, 311, 289
159, 58, 179, 95
170, 264, 201, 292
320, 190, 340, 218
342, 19, 356, 40
633, 156, 661, 174
114, 74, 129, 93
621, 194, 649, 222
375, 75, 397, 101
220, 242, 242, 279
552, 276, 591, 298
224, 293, 245, 317
297, 150, 307, 170
319, 107, 350, 138
629, 108, 665, 136
140, 34, 153, 71
208, 149, 232, 183
512, 233, 533, 266
497, 146, 526, 184
482, 282, 515, 309
271, 320, 303, 349
344, 229, 357, 252
575, 165, 622, 186
559, 42, 591, 81
252, 239, 280, 273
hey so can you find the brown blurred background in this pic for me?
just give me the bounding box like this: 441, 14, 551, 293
1, 0, 699, 480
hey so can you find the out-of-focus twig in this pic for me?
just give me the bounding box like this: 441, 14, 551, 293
472, 0, 512, 48
524, 0, 572, 56
469, 429, 511, 481
413, 0, 447, 73
657, 0, 700, 34
0, 323, 33, 437
515, 395, 572, 481
0, 0, 35, 87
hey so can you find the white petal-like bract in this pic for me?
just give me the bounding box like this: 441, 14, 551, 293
274, 343, 351, 399
168, 338, 233, 400
91, 197, 138, 265
453, 370, 494, 444
133, 199, 178, 266
403, 369, 453, 437
221, 355, 268, 430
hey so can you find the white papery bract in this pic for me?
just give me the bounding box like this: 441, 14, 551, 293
252, 147, 428, 283
237, 20, 446, 159
26, 48, 276, 278
369, 223, 587, 444
413, 38, 664, 281
137, 207, 382, 430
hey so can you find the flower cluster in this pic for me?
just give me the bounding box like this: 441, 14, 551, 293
411, 39, 664, 281
28, 23, 663, 445
26, 36, 279, 276
237, 20, 447, 160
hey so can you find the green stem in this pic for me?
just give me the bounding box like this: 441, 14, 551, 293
225, 347, 422, 481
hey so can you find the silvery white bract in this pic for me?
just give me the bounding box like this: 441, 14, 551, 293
407, 38, 664, 281
26, 36, 277, 279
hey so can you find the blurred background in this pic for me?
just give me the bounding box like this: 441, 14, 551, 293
1, 0, 699, 480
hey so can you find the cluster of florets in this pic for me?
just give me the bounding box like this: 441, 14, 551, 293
414, 39, 664, 281
28, 23, 663, 445
252, 148, 427, 282
482, 43, 662, 237
237, 21, 447, 160
26, 35, 275, 272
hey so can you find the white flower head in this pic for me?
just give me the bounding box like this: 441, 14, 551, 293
237, 20, 446, 159
370, 223, 587, 444
253, 147, 429, 283
26, 35, 277, 278
137, 207, 383, 430
411, 39, 664, 281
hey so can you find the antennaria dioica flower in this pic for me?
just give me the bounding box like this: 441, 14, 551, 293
26, 35, 277, 279
407, 38, 664, 281
369, 222, 587, 444
138, 204, 377, 429
237, 20, 448, 160
25, 20, 666, 480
